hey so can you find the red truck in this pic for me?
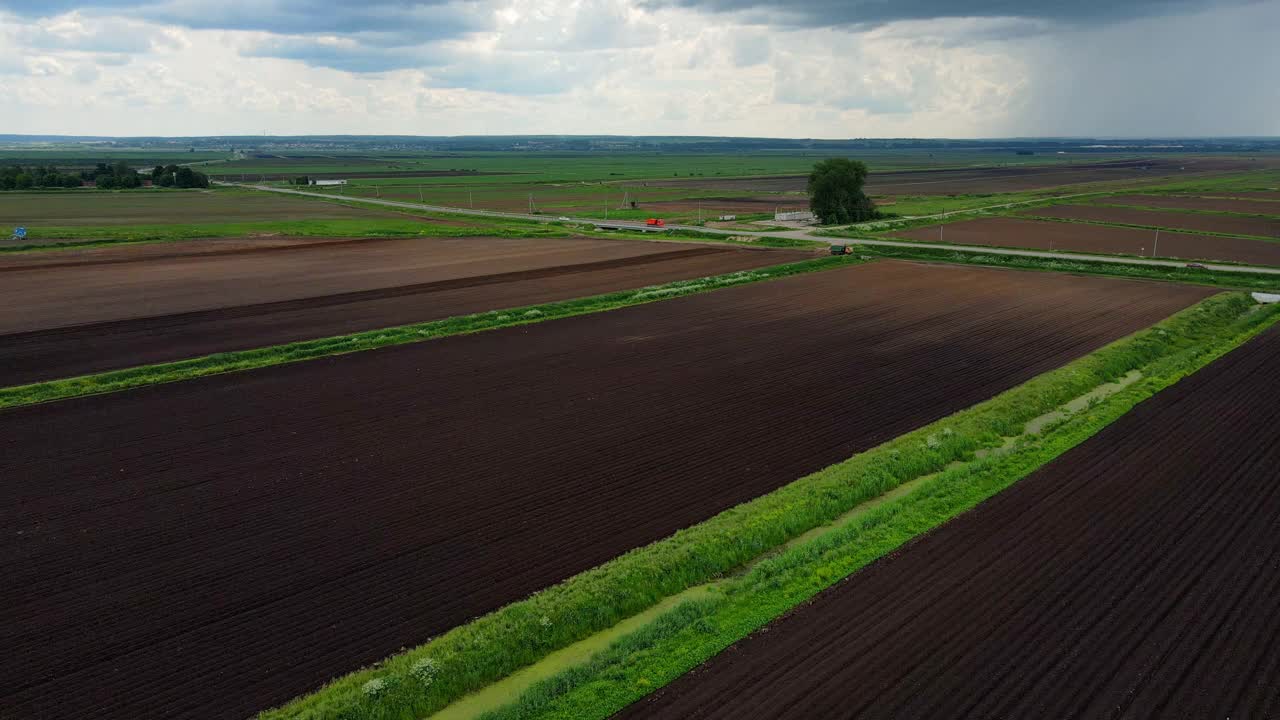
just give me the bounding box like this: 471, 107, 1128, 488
645, 218, 666, 227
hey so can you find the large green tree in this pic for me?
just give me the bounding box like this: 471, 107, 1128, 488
807, 158, 878, 224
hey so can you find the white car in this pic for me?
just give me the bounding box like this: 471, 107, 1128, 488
557, 216, 571, 221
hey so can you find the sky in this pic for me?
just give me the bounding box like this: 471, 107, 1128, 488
1, 0, 1277, 138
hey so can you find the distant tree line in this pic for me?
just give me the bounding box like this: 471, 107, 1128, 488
0, 162, 211, 190
0, 165, 83, 190
150, 164, 210, 188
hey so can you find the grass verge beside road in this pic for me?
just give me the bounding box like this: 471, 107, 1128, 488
256, 291, 1277, 720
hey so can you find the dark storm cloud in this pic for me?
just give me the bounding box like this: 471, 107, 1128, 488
640, 0, 1259, 27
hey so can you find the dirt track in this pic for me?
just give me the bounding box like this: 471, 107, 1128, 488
1103, 194, 1280, 215
894, 217, 1280, 266
0, 243, 804, 385
0, 262, 1210, 719
619, 324, 1280, 720
1025, 204, 1280, 238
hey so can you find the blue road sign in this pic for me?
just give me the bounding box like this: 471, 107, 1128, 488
13, 227, 26, 239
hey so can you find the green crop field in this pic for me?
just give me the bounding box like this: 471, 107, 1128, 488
203, 149, 1080, 182
0, 190, 391, 227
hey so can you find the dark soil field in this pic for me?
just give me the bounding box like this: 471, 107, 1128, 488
893, 217, 1280, 266
1102, 194, 1280, 215
0, 235, 685, 335
620, 324, 1280, 720
649, 157, 1264, 196
1024, 204, 1280, 238
1220, 191, 1280, 201
0, 262, 1210, 719
0, 242, 804, 385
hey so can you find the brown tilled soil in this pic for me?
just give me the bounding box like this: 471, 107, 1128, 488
893, 217, 1280, 266
1219, 191, 1280, 201
0, 235, 687, 335
0, 235, 397, 270
0, 243, 805, 385
0, 262, 1211, 719
648, 157, 1271, 196
619, 324, 1280, 720
1102, 194, 1280, 215
1024, 204, 1280, 238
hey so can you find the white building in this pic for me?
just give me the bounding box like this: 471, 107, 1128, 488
775, 210, 816, 222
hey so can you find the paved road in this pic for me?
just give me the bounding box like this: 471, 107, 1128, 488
230, 183, 1280, 277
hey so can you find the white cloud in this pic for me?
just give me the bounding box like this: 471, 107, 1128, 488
0, 1, 1273, 137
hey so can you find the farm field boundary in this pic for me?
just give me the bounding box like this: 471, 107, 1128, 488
1091, 194, 1280, 217
2, 245, 806, 385
0, 253, 845, 409
1022, 204, 1280, 240
608, 325, 1280, 720
256, 291, 1267, 720
885, 217, 1280, 268
478, 294, 1280, 720
816, 235, 1280, 289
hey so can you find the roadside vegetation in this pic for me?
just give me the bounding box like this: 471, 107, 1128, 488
256, 291, 1279, 720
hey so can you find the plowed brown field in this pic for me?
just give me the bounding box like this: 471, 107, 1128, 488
893, 217, 1280, 266
1102, 194, 1280, 215
619, 324, 1280, 720
1024, 204, 1280, 238
0, 262, 1211, 719
0, 240, 804, 385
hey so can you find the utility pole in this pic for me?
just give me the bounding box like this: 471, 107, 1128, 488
419, 185, 424, 203
1153, 228, 1160, 257
469, 191, 473, 209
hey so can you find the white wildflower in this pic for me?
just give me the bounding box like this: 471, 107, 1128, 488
410, 657, 439, 685
362, 678, 388, 697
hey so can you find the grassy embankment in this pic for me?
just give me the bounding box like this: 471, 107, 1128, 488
255, 291, 1280, 720
477, 295, 1280, 720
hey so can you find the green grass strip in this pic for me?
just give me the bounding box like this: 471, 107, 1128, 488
0, 217, 571, 253
258, 291, 1270, 720
476, 295, 1280, 720
0, 253, 841, 410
